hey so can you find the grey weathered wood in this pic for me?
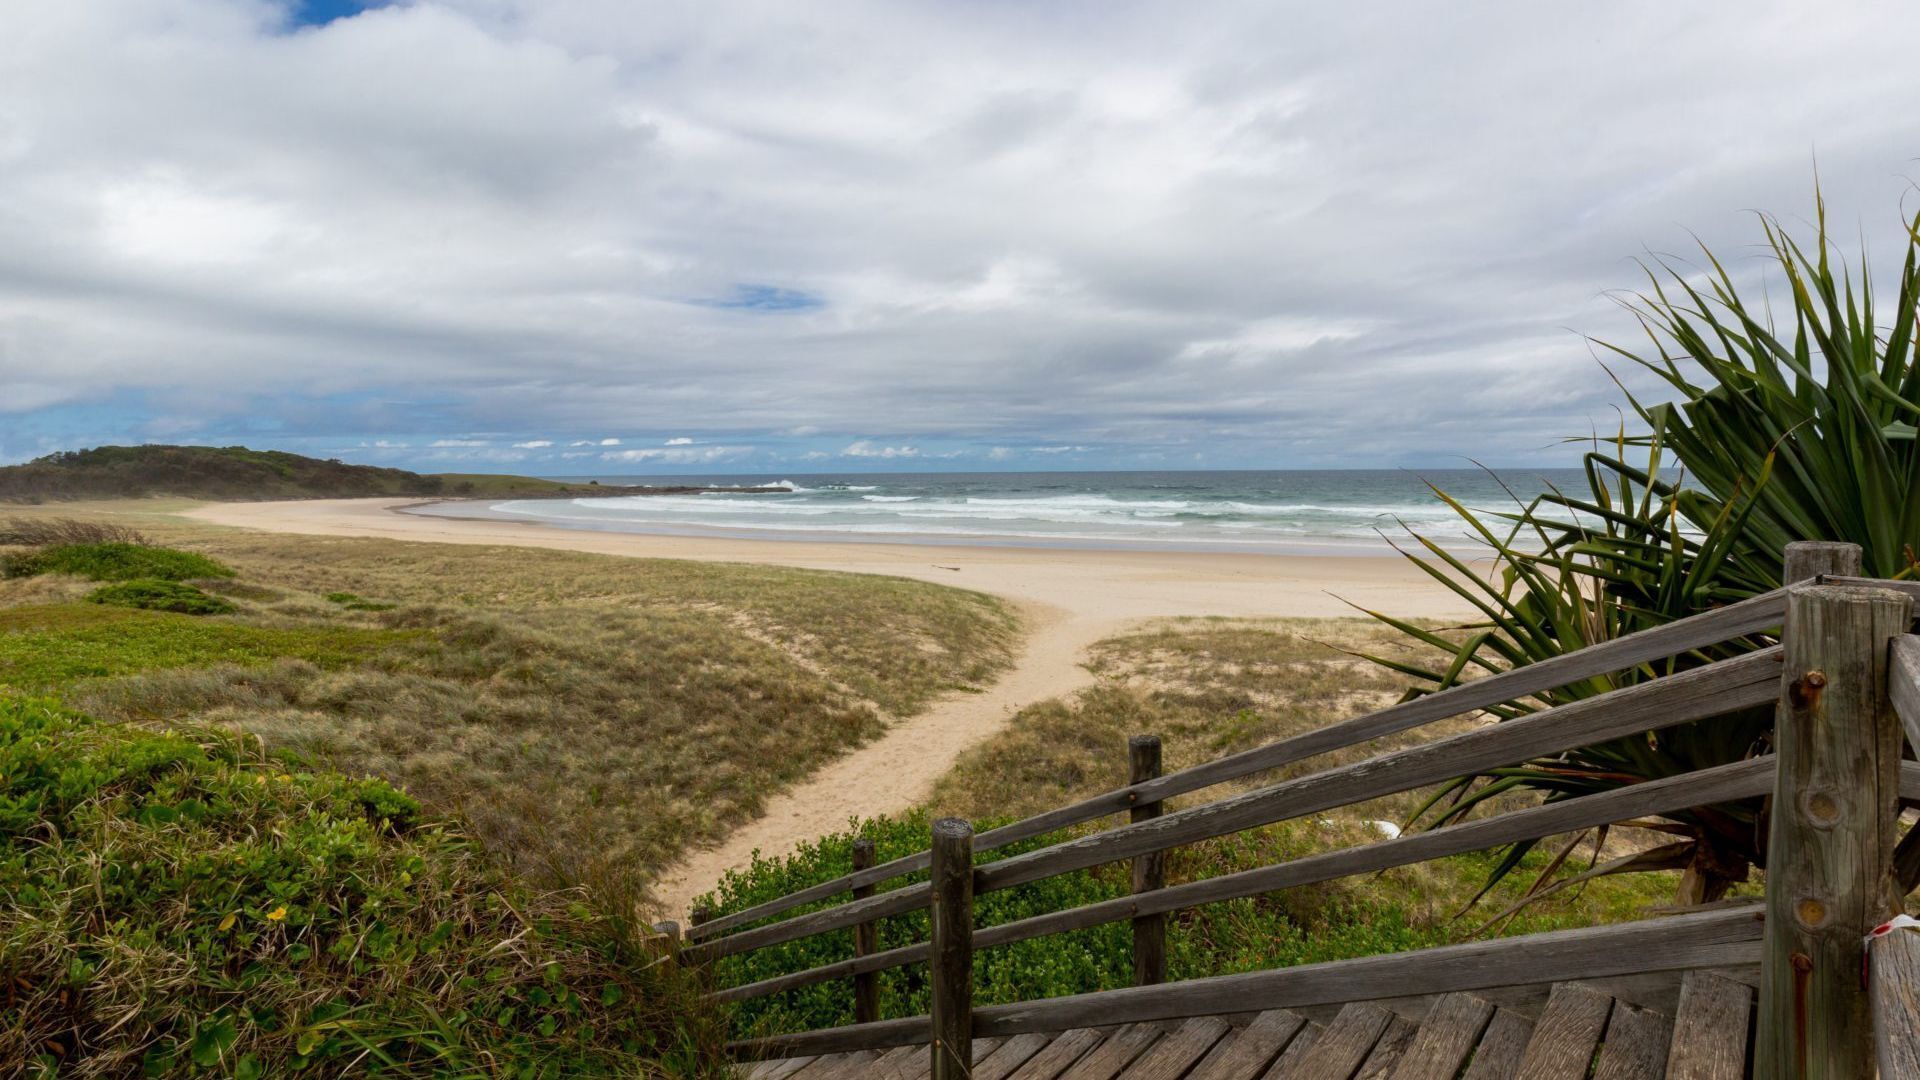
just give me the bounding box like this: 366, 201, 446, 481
1260, 1023, 1320, 1078
1591, 1001, 1671, 1080
1352, 1015, 1418, 1080
752, 1056, 818, 1080
689, 587, 1789, 942
1123, 1016, 1232, 1079
732, 907, 1764, 1058
1187, 1010, 1308, 1080
1269, 1001, 1391, 1078
1664, 970, 1752, 1080
930, 817, 975, 1080
891, 1039, 1004, 1080
976, 650, 1781, 893
1004, 1028, 1107, 1080
973, 1032, 1054, 1080
790, 1050, 878, 1079
851, 837, 881, 1025
1056, 1024, 1162, 1079
1129, 735, 1168, 988
713, 758, 1775, 1004
1456, 1009, 1533, 1080
1757, 584, 1912, 1079
1514, 983, 1612, 1077
694, 882, 930, 962
1387, 993, 1494, 1080
868, 1044, 921, 1080
1891, 635, 1920, 753
1782, 540, 1863, 584
1871, 927, 1920, 1080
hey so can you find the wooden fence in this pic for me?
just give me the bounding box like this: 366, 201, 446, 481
679, 543, 1920, 1078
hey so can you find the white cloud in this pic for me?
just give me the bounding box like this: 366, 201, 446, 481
663, 436, 693, 445
513, 439, 554, 448
7, 2, 1920, 465
603, 444, 751, 463
841, 440, 919, 459
600, 437, 622, 445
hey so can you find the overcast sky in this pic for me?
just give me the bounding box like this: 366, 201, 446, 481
3, 1, 1919, 474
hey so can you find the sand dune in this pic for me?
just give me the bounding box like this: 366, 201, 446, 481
184, 497, 1474, 916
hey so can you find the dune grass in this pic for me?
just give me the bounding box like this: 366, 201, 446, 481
0, 505, 1019, 912
0, 697, 727, 1077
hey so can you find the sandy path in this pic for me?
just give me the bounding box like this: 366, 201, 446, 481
650, 604, 1110, 917
181, 498, 1473, 917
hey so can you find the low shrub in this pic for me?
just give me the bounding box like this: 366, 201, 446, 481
86, 579, 237, 615
2, 542, 234, 582
699, 813, 1131, 1039
0, 698, 728, 1076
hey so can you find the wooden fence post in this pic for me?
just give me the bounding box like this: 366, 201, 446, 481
1783, 541, 1863, 586
851, 837, 880, 1025
1757, 582, 1911, 1079
1129, 735, 1167, 986
929, 817, 974, 1080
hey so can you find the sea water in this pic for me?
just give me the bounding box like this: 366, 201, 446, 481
414, 468, 1592, 554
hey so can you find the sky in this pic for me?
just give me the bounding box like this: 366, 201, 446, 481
4, 2, 1920, 475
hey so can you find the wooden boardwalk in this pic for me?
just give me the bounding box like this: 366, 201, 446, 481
701, 554, 1920, 1079
742, 971, 1758, 1080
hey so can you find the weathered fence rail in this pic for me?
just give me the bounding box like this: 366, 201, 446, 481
690, 543, 1920, 1078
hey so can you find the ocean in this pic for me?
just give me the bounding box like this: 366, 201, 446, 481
409, 468, 1590, 555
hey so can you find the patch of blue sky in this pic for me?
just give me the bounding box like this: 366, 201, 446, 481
689, 284, 826, 312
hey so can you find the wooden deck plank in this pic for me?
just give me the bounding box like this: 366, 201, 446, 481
1457, 1009, 1533, 1080
889, 1037, 1003, 1080
1259, 1023, 1320, 1077
1057, 1024, 1164, 1080
1352, 1015, 1419, 1080
750, 1057, 819, 1080
1118, 1016, 1232, 1079
1006, 1029, 1110, 1080
1267, 1002, 1393, 1079
1514, 983, 1612, 1077
1665, 971, 1752, 1080
867, 1044, 922, 1080
788, 1050, 880, 1079
1388, 993, 1494, 1079
976, 1032, 1057, 1080
1592, 1002, 1671, 1080
1187, 1011, 1308, 1080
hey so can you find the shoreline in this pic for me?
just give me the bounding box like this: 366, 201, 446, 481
179, 497, 1476, 916
182, 497, 1477, 622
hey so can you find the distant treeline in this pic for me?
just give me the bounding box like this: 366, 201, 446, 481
0, 445, 449, 502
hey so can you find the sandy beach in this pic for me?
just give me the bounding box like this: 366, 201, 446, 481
184, 497, 1475, 915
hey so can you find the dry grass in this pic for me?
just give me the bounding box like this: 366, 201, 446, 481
923, 616, 1686, 967
0, 503, 1020, 911
930, 616, 1458, 824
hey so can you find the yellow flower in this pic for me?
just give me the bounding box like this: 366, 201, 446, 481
276, 773, 292, 782
266, 906, 288, 923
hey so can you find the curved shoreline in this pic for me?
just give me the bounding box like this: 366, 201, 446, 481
180, 497, 1474, 916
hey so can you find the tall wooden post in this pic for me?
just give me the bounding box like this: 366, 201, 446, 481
686, 907, 713, 978
851, 837, 880, 1025
1129, 735, 1168, 986
928, 818, 974, 1080
1757, 582, 1911, 1079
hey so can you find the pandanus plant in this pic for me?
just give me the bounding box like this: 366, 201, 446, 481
1365, 191, 1920, 914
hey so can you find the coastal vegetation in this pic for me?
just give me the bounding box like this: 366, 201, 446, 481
0, 696, 726, 1076
702, 618, 1676, 1037
1372, 195, 1920, 903
0, 444, 776, 503
0, 504, 1019, 1073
